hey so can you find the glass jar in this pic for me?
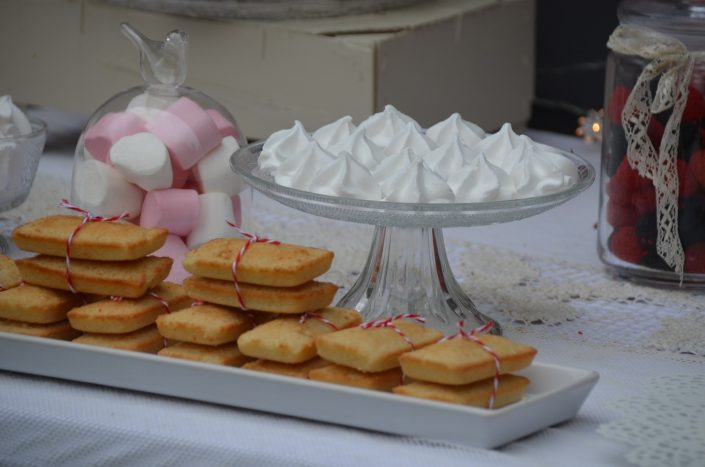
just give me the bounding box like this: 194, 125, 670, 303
598, 0, 705, 287
71, 24, 247, 283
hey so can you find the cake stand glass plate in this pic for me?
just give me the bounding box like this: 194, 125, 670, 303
231, 143, 596, 335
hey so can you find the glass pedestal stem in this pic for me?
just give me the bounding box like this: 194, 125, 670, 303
337, 225, 502, 335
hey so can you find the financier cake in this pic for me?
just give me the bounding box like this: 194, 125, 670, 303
0, 255, 22, 290
16, 255, 172, 298
67, 282, 191, 334
73, 324, 165, 353
12, 215, 168, 261
156, 303, 255, 346
315, 319, 443, 373
237, 308, 362, 363
309, 364, 403, 391
183, 238, 334, 287
398, 334, 537, 385
183, 276, 338, 314
242, 357, 332, 379
158, 342, 254, 367
0, 283, 83, 324
393, 374, 530, 409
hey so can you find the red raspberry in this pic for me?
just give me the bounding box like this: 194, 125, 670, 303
632, 185, 656, 215
607, 86, 631, 124
678, 159, 700, 198
682, 86, 705, 123
607, 201, 638, 228
684, 243, 705, 273
607, 157, 643, 205
691, 149, 705, 189
610, 226, 647, 264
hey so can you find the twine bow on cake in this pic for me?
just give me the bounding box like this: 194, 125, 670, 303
225, 220, 280, 310
58, 199, 129, 293
607, 25, 705, 280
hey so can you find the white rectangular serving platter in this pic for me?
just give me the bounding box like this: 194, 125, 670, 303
0, 332, 598, 449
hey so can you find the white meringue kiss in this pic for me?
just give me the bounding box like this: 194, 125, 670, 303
384, 159, 455, 203
467, 122, 522, 168
385, 122, 435, 156
274, 141, 336, 191
258, 120, 311, 175
312, 116, 356, 150
448, 153, 513, 202
510, 144, 573, 197
422, 136, 469, 181
426, 113, 485, 148
359, 104, 420, 146
331, 127, 385, 170
309, 151, 382, 200
373, 148, 419, 197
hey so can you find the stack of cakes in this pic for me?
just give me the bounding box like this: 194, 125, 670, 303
0, 253, 83, 341
313, 317, 444, 391
394, 333, 537, 408
237, 307, 362, 378
155, 237, 339, 367
5, 215, 188, 352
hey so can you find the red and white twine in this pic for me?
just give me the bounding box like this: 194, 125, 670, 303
359, 313, 426, 350
299, 311, 339, 331
225, 221, 280, 310
442, 320, 501, 409
148, 291, 172, 348
59, 199, 129, 294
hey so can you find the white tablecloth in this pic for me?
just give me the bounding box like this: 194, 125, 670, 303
1, 130, 703, 467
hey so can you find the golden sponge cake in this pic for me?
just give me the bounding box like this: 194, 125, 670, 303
393, 374, 530, 409
183, 276, 337, 314
183, 238, 334, 287
158, 342, 253, 367
73, 325, 165, 353
315, 320, 443, 373
399, 335, 537, 386
156, 304, 254, 346
237, 308, 361, 363
242, 357, 331, 379
16, 255, 172, 298
0, 255, 22, 290
0, 283, 83, 323
0, 318, 80, 340
67, 282, 191, 334
309, 364, 402, 391
12, 215, 168, 260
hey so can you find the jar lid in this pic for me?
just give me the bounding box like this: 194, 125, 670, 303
619, 0, 705, 45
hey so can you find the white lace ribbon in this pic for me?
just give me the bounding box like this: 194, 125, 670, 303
607, 25, 705, 280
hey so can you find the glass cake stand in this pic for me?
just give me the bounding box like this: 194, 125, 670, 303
231, 143, 595, 335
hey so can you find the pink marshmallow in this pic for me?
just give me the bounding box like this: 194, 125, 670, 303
140, 188, 200, 236
84, 112, 146, 163
167, 97, 222, 155
232, 194, 242, 227
206, 109, 242, 142
153, 234, 190, 284
171, 163, 189, 189
147, 112, 202, 171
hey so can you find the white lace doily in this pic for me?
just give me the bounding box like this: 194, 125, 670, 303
8, 175, 705, 357
597, 374, 705, 467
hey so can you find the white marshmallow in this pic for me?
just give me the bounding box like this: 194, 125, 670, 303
186, 192, 242, 249
73, 159, 144, 219
126, 92, 177, 122
193, 136, 243, 196
109, 132, 173, 191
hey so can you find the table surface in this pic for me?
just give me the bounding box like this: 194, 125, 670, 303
1, 129, 703, 467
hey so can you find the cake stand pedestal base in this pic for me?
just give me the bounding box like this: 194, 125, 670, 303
337, 226, 501, 335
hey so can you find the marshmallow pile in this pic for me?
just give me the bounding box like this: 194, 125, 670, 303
73, 93, 245, 283
258, 106, 578, 203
